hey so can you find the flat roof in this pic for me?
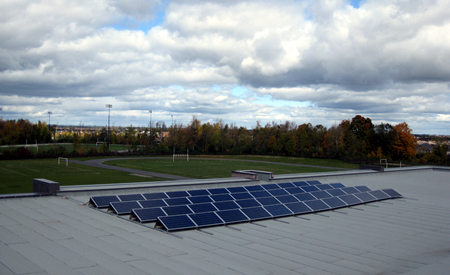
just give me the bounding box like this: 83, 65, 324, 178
1, 167, 449, 274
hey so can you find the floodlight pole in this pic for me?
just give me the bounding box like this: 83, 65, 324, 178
149, 110, 152, 142
105, 104, 112, 150
48, 111, 52, 125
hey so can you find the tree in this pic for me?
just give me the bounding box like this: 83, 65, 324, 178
392, 122, 417, 161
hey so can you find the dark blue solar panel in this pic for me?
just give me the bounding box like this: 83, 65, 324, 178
316, 184, 334, 190
241, 207, 272, 220
268, 189, 289, 196
275, 195, 299, 203
382, 189, 403, 198
354, 192, 377, 203
188, 202, 217, 213
339, 194, 362, 206
235, 198, 261, 208
90, 195, 120, 208
226, 187, 247, 193
210, 194, 234, 202
256, 197, 280, 206
301, 185, 320, 192
329, 183, 345, 188
322, 197, 347, 209
110, 201, 141, 215
189, 212, 224, 227
142, 192, 168, 200
261, 184, 280, 190
285, 202, 313, 214
187, 189, 210, 196
264, 204, 293, 217
355, 186, 371, 192
326, 188, 347, 197
284, 187, 305, 194
368, 190, 390, 200
277, 182, 295, 188
139, 199, 167, 208
162, 205, 193, 216
132, 208, 166, 222
207, 188, 229, 195
310, 190, 332, 199
341, 187, 360, 194
164, 197, 191, 206
244, 185, 264, 191
294, 193, 316, 201
307, 180, 322, 185
250, 190, 271, 198
158, 215, 196, 231
213, 201, 240, 210
292, 181, 309, 187
231, 192, 253, 200
304, 199, 330, 212
216, 209, 249, 223
118, 194, 145, 201
188, 195, 213, 204
166, 191, 190, 198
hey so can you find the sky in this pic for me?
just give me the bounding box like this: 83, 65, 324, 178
1, 0, 449, 134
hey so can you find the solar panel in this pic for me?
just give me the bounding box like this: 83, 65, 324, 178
310, 190, 332, 199
274, 195, 299, 203
244, 185, 264, 191
329, 183, 345, 188
226, 187, 247, 193
354, 192, 377, 203
338, 194, 362, 206
291, 181, 309, 187
264, 204, 293, 218
231, 192, 253, 200
235, 198, 261, 208
132, 208, 166, 223
164, 197, 191, 206
139, 199, 167, 208
109, 201, 142, 215
341, 187, 361, 194
158, 215, 197, 231
213, 201, 240, 210
256, 197, 280, 206
382, 189, 403, 198
261, 184, 280, 190
368, 190, 390, 200
165, 191, 190, 198
118, 194, 145, 201
249, 190, 272, 198
188, 202, 218, 213
301, 185, 320, 192
188, 212, 224, 227
142, 192, 168, 200
354, 186, 371, 192
216, 209, 249, 223
303, 199, 330, 212
207, 188, 229, 195
321, 197, 347, 209
241, 207, 272, 220
162, 205, 193, 216
326, 188, 347, 197
284, 202, 313, 215
315, 184, 334, 190
284, 187, 305, 194
210, 194, 234, 202
307, 180, 322, 185
188, 195, 214, 204
294, 193, 316, 201
90, 195, 120, 208
187, 189, 210, 196
277, 182, 295, 188
268, 189, 289, 196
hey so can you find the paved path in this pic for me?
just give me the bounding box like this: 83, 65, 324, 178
70, 157, 350, 180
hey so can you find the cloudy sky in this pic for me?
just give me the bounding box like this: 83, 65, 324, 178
1, 0, 449, 134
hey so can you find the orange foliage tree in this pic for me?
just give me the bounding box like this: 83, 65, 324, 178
392, 122, 417, 160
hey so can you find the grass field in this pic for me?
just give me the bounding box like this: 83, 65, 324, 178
105, 158, 340, 179
0, 159, 167, 194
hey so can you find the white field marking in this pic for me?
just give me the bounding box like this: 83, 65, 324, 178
1, 167, 28, 176
7, 163, 41, 173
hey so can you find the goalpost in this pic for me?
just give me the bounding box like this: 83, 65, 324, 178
58, 157, 69, 166
173, 148, 189, 162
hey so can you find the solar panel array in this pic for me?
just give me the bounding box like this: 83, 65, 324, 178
89, 180, 402, 232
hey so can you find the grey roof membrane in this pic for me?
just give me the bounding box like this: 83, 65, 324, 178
1, 167, 450, 274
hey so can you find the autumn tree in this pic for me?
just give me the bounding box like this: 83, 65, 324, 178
392, 122, 417, 161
